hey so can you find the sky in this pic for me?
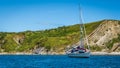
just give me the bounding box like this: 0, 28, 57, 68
0, 0, 120, 32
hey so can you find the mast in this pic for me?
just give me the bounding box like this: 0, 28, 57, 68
79, 5, 90, 50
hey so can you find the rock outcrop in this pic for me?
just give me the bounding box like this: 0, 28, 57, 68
13, 34, 25, 45
87, 20, 120, 52
88, 20, 120, 46
111, 43, 120, 52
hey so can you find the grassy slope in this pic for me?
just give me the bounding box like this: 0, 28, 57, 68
0, 20, 107, 53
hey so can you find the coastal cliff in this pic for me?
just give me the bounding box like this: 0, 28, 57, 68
88, 20, 120, 52
0, 19, 120, 54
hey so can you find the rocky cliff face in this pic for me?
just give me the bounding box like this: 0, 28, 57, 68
13, 34, 25, 45
87, 20, 120, 52
111, 43, 120, 52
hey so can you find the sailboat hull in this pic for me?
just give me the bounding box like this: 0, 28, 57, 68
68, 52, 90, 58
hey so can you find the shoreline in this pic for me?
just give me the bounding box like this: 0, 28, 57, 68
0, 52, 120, 55
91, 52, 120, 55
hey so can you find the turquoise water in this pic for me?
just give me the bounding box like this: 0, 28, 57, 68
0, 55, 119, 68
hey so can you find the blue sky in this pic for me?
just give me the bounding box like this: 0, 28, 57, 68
0, 0, 120, 32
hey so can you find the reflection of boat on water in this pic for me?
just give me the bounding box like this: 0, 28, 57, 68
66, 6, 90, 58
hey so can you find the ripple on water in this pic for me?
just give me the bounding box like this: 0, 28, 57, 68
0, 55, 119, 68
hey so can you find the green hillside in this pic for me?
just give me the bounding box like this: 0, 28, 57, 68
0, 20, 105, 53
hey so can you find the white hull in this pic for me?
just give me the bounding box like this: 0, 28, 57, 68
68, 52, 90, 58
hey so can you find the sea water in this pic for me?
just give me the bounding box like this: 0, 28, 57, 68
0, 55, 119, 68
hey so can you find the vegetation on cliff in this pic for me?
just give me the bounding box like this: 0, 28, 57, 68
0, 20, 120, 53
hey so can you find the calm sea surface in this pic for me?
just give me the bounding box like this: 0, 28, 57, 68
0, 55, 119, 68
